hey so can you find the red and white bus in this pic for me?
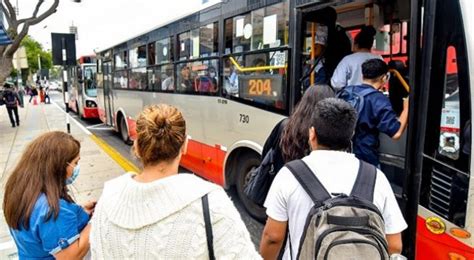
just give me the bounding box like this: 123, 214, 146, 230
96, 0, 474, 258
68, 55, 99, 119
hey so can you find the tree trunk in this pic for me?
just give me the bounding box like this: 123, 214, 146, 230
0, 55, 13, 86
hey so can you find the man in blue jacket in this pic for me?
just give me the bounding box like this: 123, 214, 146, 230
349, 59, 409, 166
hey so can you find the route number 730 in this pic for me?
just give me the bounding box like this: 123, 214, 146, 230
239, 114, 250, 124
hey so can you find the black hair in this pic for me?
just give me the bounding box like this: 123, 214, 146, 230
280, 85, 335, 162
362, 59, 389, 80
311, 98, 357, 150
354, 25, 377, 49
313, 7, 337, 26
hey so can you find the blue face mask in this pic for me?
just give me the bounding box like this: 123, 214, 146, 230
66, 164, 80, 185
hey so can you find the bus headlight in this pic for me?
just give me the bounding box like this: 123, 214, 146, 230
86, 100, 97, 108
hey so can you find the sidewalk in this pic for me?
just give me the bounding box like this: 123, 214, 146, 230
0, 97, 125, 258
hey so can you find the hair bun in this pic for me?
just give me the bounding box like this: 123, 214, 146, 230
154, 114, 170, 129
134, 104, 186, 164
152, 113, 172, 137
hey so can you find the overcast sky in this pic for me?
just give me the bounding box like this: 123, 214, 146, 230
18, 0, 219, 57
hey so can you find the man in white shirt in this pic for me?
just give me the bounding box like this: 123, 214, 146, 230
331, 25, 382, 90
260, 98, 407, 259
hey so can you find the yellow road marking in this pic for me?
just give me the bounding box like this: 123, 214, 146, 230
90, 135, 140, 173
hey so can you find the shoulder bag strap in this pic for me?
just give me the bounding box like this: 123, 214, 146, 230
358, 86, 378, 97
285, 160, 331, 205
202, 194, 215, 260
350, 160, 377, 201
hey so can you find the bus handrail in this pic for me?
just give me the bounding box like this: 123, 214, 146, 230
229, 56, 287, 73
389, 69, 411, 92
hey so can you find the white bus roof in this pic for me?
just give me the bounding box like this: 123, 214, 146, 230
97, 1, 221, 53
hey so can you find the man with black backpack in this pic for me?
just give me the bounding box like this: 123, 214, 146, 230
337, 59, 409, 167
260, 98, 407, 259
2, 83, 21, 128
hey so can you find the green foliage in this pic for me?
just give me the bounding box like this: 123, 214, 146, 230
10, 68, 18, 78
50, 66, 62, 81
21, 36, 53, 75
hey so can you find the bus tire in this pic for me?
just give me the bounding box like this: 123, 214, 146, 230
119, 116, 133, 145
235, 152, 267, 222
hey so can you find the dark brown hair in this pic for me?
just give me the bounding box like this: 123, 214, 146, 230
280, 85, 335, 162
134, 104, 186, 165
3, 131, 80, 230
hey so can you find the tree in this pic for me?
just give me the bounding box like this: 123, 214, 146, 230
20, 35, 52, 75
0, 0, 59, 84
50, 66, 62, 81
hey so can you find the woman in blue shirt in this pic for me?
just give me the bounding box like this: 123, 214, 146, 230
3, 131, 95, 259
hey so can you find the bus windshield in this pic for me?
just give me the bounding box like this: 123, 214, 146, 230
83, 65, 97, 97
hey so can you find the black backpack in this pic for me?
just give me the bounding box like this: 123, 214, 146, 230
244, 119, 287, 206
285, 159, 389, 260
4, 91, 17, 107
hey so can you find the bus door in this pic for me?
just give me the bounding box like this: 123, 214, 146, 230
103, 61, 114, 126
376, 22, 411, 206
76, 66, 85, 113
294, 3, 410, 202
405, 0, 473, 258
292, 3, 341, 104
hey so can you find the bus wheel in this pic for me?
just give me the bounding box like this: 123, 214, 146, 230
119, 116, 133, 145
236, 153, 267, 222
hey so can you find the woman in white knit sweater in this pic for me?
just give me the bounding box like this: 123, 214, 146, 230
90, 104, 261, 259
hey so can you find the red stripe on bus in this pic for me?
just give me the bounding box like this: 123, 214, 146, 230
416, 216, 474, 259
180, 139, 225, 186
126, 118, 137, 141
83, 107, 99, 119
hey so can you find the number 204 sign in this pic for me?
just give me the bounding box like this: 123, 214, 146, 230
239, 74, 283, 101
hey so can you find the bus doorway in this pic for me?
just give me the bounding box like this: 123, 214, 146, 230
102, 61, 114, 126
294, 2, 410, 204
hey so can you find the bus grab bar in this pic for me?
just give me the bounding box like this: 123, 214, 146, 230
229, 56, 287, 73
389, 69, 411, 92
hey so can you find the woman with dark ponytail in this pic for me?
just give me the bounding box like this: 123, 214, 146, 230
331, 25, 383, 90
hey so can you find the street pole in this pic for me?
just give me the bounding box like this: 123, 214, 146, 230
61, 37, 71, 134
37, 54, 41, 70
